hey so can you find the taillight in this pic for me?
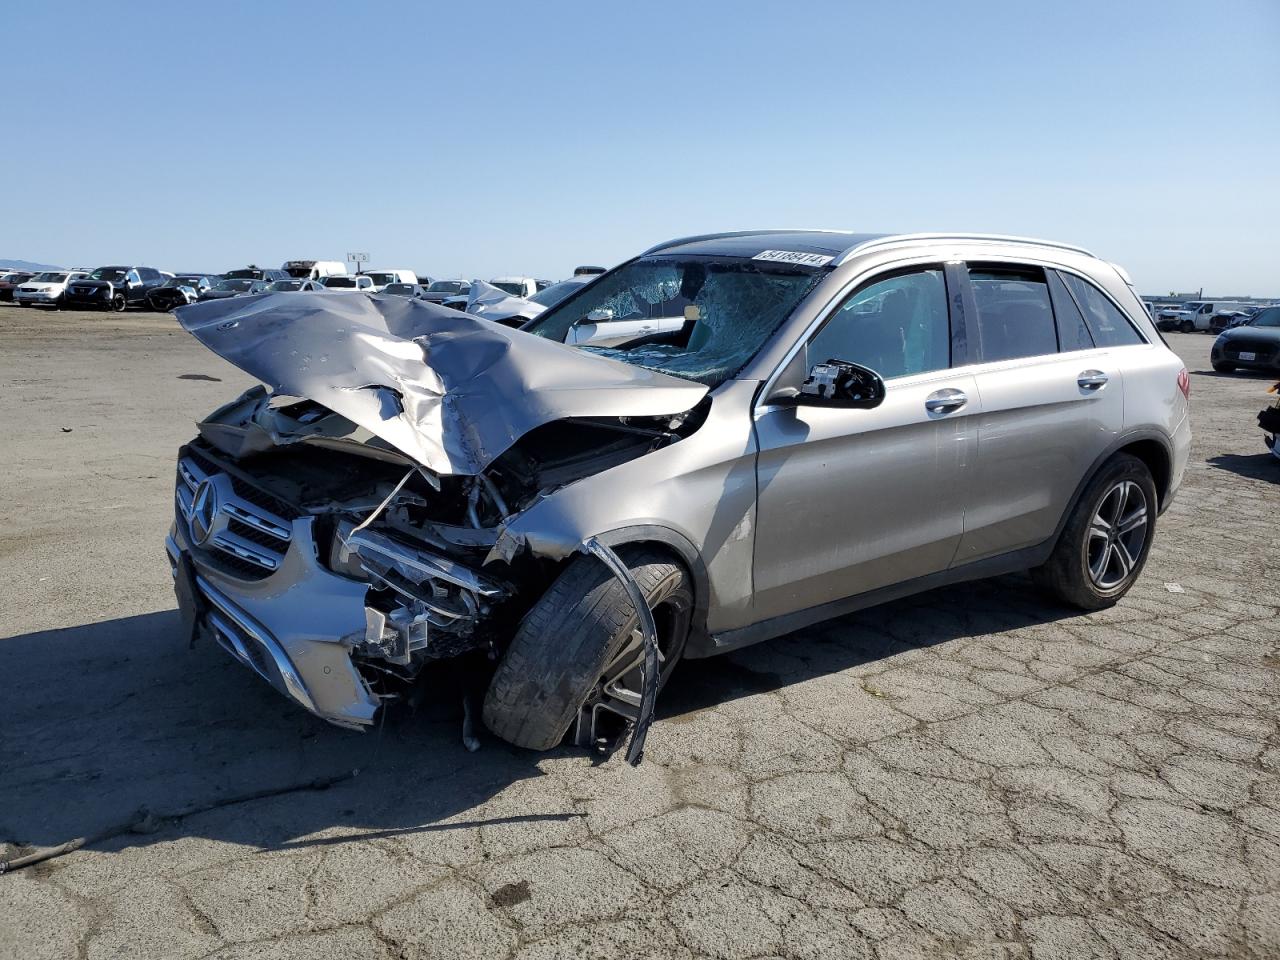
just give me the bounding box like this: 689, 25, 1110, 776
1177, 368, 1191, 401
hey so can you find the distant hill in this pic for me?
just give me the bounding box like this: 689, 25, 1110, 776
0, 258, 62, 272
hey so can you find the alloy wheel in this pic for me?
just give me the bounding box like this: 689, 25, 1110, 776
1086, 480, 1149, 590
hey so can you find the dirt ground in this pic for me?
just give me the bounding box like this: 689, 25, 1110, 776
1, 305, 1277, 959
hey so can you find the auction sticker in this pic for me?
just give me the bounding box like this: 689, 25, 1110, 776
753, 250, 834, 267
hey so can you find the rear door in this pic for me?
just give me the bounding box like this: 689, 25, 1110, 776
751, 263, 979, 620
952, 262, 1125, 565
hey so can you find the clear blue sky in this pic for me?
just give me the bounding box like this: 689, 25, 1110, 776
4, 0, 1277, 293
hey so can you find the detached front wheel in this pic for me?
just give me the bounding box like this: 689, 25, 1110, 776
483, 547, 691, 751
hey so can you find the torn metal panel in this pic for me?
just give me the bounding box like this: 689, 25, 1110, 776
580, 536, 660, 767
176, 293, 707, 476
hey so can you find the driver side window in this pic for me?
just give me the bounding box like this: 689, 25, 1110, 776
806, 267, 951, 380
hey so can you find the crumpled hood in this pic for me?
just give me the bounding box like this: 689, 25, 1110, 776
176, 292, 708, 475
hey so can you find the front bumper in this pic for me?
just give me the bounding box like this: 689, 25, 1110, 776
13, 290, 59, 304
167, 508, 380, 730
63, 289, 111, 307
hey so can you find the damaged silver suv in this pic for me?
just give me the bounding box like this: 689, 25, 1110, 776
169, 231, 1191, 759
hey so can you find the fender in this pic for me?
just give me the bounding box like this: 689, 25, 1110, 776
584, 523, 714, 655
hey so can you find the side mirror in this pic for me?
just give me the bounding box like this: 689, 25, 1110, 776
794, 359, 885, 408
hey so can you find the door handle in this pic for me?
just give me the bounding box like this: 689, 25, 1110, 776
1077, 370, 1109, 390
925, 388, 968, 413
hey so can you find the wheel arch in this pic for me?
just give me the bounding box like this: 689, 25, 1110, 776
582, 524, 711, 652
1049, 429, 1174, 556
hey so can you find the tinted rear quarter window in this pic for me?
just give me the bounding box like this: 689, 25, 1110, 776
969, 265, 1058, 362
1060, 273, 1144, 347
1046, 270, 1095, 351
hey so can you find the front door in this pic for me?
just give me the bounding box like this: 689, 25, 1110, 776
752, 264, 977, 622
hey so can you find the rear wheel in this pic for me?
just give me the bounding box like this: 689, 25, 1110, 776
483, 547, 692, 751
1032, 453, 1157, 610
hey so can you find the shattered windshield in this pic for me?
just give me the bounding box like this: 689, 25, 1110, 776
524, 256, 826, 387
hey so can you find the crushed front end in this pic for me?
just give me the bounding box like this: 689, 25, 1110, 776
168, 413, 527, 729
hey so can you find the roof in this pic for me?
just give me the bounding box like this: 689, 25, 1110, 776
643, 230, 1096, 265
644, 230, 882, 260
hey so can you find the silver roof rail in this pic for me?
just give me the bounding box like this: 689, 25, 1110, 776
642, 229, 858, 257
835, 233, 1096, 265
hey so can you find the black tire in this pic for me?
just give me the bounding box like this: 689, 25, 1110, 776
1032, 453, 1157, 610
483, 546, 692, 751
1212, 360, 1235, 373
1179, 319, 1194, 333
111, 294, 126, 312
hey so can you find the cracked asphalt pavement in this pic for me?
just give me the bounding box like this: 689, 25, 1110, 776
1, 307, 1277, 959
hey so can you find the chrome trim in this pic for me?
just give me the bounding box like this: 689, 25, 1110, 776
176, 455, 292, 573
195, 575, 318, 714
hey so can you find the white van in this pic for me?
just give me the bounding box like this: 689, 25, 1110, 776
362, 268, 417, 292
282, 260, 348, 281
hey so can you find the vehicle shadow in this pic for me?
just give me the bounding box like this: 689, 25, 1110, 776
1206, 452, 1278, 482
1, 573, 1072, 859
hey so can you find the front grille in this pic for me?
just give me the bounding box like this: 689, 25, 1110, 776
176, 450, 294, 579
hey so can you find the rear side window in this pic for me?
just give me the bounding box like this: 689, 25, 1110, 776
968, 265, 1058, 362
1046, 270, 1094, 351
1059, 273, 1144, 347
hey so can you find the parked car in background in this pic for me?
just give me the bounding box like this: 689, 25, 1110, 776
380, 282, 428, 299
225, 266, 289, 283
490, 276, 552, 299
282, 260, 347, 280
0, 272, 35, 301
1209, 310, 1251, 334
148, 274, 216, 310
1212, 306, 1280, 373
420, 279, 471, 305
459, 275, 596, 327
320, 275, 375, 293
415, 274, 435, 287
267, 279, 326, 293
361, 269, 417, 292
199, 278, 270, 301
1157, 300, 1254, 333
13, 270, 89, 307
167, 230, 1190, 757
63, 266, 167, 311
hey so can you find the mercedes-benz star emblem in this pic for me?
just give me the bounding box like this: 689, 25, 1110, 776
189, 478, 219, 546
